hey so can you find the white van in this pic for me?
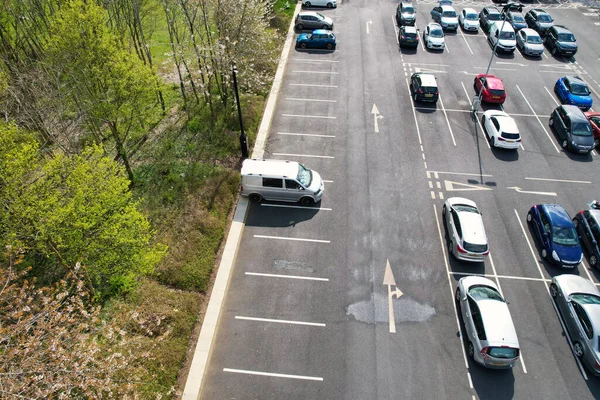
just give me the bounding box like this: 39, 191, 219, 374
488, 21, 516, 53
241, 159, 324, 205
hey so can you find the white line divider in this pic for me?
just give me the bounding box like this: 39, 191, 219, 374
290, 83, 338, 88
515, 84, 560, 153
525, 177, 591, 184
245, 272, 329, 281
293, 58, 339, 63
292, 70, 338, 74
235, 316, 326, 327
285, 98, 337, 102
223, 368, 323, 381
282, 113, 336, 119
254, 234, 330, 243
277, 132, 336, 138
260, 203, 332, 211
273, 152, 334, 159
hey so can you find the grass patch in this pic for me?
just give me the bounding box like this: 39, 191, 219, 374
271, 0, 296, 32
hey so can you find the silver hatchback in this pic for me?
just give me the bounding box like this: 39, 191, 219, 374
295, 11, 333, 31
443, 197, 489, 262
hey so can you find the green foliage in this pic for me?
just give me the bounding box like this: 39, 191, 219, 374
271, 0, 295, 32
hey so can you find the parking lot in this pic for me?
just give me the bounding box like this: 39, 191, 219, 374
200, 0, 600, 399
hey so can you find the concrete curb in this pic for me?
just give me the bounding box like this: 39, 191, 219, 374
181, 4, 301, 399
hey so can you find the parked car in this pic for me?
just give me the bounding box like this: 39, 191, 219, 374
399, 25, 419, 48
409, 73, 439, 103
296, 29, 336, 50
459, 8, 480, 32
456, 276, 520, 369
479, 7, 502, 33
302, 0, 336, 8
443, 197, 489, 262
474, 74, 506, 104
506, 11, 527, 31
545, 25, 578, 57
516, 28, 544, 57
525, 8, 554, 36
431, 5, 459, 31
423, 23, 445, 50
482, 110, 521, 149
488, 21, 516, 53
550, 275, 600, 376
554, 76, 592, 111
295, 11, 333, 31
527, 204, 583, 267
550, 105, 595, 153
573, 209, 600, 268
584, 111, 600, 148
396, 2, 416, 26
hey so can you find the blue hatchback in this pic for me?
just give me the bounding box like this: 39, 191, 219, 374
527, 204, 583, 268
554, 76, 593, 111
296, 29, 336, 50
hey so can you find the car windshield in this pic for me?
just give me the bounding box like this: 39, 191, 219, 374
468, 285, 504, 302
466, 13, 478, 20
443, 11, 456, 17
430, 28, 444, 37
512, 14, 525, 22
489, 13, 502, 21
453, 204, 479, 214
571, 293, 600, 305
297, 164, 312, 187
538, 14, 552, 22
558, 33, 575, 42
499, 31, 515, 40
572, 122, 592, 136
403, 6, 414, 13
571, 83, 590, 96
552, 226, 579, 245
527, 35, 542, 44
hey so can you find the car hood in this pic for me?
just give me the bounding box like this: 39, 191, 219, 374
557, 42, 577, 51
428, 36, 445, 44
524, 42, 544, 51
498, 38, 516, 47
571, 132, 595, 147
307, 171, 323, 193
464, 19, 479, 27
552, 242, 582, 264
554, 274, 598, 297
297, 33, 310, 41
568, 93, 593, 107
402, 12, 415, 19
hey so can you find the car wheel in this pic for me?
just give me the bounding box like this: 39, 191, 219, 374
326, 43, 334, 50
595, 138, 600, 148
541, 248, 548, 259
549, 117, 554, 127
550, 283, 558, 298
300, 196, 315, 206
304, 1, 311, 6
468, 342, 475, 359
590, 255, 598, 267
413, 92, 418, 102
327, 2, 333, 7
561, 139, 568, 149
573, 342, 584, 358
573, 217, 579, 227
553, 82, 559, 93
442, 205, 447, 216
249, 193, 262, 203
448, 240, 454, 257
300, 42, 307, 49
297, 23, 304, 30
322, 25, 328, 29
551, 47, 557, 56
455, 287, 461, 304
527, 212, 532, 223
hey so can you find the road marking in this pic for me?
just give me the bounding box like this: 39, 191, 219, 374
293, 58, 339, 63
260, 204, 332, 211
580, 260, 596, 286
273, 152, 334, 159
524, 177, 591, 184
392, 15, 399, 45
416, 106, 550, 118
223, 368, 323, 381
406, 62, 450, 67
427, 170, 493, 178
438, 94, 457, 146
278, 132, 335, 138
461, 82, 490, 148
514, 209, 549, 287
289, 83, 338, 88
286, 98, 337, 103
383, 260, 404, 333
406, 77, 423, 145
323, 180, 333, 183
415, 67, 447, 74
371, 104, 383, 133
292, 70, 338, 74
515, 84, 560, 153
367, 19, 372, 34
245, 272, 329, 281
445, 180, 493, 191
458, 25, 474, 55
254, 235, 330, 243
496, 61, 528, 67
544, 86, 560, 106
507, 186, 557, 196
282, 113, 336, 119
235, 316, 326, 327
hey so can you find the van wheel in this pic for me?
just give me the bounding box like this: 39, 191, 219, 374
573, 342, 584, 358
249, 194, 262, 203
300, 196, 315, 206
467, 342, 475, 359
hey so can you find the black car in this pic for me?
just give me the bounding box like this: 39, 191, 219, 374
525, 8, 553, 36
549, 105, 595, 153
479, 7, 502, 33
544, 25, 577, 57
396, 2, 416, 26
506, 11, 527, 31
399, 25, 419, 48
410, 73, 439, 103
573, 209, 600, 268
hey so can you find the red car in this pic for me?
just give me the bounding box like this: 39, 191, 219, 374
584, 111, 600, 148
474, 74, 506, 104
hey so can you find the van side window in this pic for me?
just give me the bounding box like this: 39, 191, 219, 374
285, 179, 301, 190
263, 178, 283, 188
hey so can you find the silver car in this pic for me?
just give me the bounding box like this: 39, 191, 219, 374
443, 197, 489, 262
294, 11, 333, 31
456, 276, 520, 369
516, 28, 544, 57
551, 275, 600, 376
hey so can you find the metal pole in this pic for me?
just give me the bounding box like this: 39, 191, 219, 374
232, 62, 249, 158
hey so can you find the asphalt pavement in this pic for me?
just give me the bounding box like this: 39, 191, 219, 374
200, 0, 600, 398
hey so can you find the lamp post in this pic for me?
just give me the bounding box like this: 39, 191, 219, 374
471, 2, 524, 119
232, 62, 249, 158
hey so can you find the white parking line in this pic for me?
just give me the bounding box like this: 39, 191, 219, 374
544, 86, 560, 106
223, 368, 323, 381
286, 98, 337, 103
323, 180, 334, 183
290, 83, 338, 88
458, 26, 474, 55
273, 152, 334, 159
460, 82, 490, 149
293, 58, 339, 63
392, 15, 400, 46
438, 94, 457, 146
426, 170, 493, 178
524, 177, 591, 184
406, 77, 423, 145
235, 316, 326, 327
514, 209, 550, 287
254, 234, 330, 243
282, 113, 336, 119
450, 271, 550, 283
278, 132, 335, 138
260, 203, 332, 211
292, 70, 338, 74
515, 85, 561, 153
245, 272, 329, 281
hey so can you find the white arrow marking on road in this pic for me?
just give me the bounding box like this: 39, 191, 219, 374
506, 186, 557, 196
367, 20, 372, 34
371, 103, 383, 133
383, 259, 403, 334
444, 180, 493, 192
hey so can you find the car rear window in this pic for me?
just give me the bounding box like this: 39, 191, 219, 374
489, 89, 505, 96
464, 241, 488, 253
489, 347, 518, 359
403, 6, 414, 13
571, 84, 590, 96
404, 32, 417, 38
422, 86, 438, 93
512, 14, 525, 22
501, 132, 520, 140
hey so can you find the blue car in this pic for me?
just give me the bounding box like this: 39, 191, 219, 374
554, 76, 593, 111
296, 29, 336, 50
527, 204, 583, 268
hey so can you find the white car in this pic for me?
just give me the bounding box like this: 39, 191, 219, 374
516, 28, 544, 57
459, 8, 480, 32
443, 197, 489, 262
431, 5, 459, 31
482, 110, 521, 149
302, 0, 336, 8
424, 23, 445, 50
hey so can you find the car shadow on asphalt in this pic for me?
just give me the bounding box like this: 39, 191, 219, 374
399, 46, 418, 55
414, 102, 437, 113
245, 201, 322, 227
295, 48, 336, 54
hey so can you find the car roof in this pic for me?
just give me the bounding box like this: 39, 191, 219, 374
554, 275, 599, 297
540, 204, 573, 226
428, 22, 443, 29
552, 25, 572, 33
565, 75, 586, 86
590, 209, 600, 222
312, 29, 333, 35
441, 5, 455, 11
583, 305, 600, 337
560, 105, 588, 122
491, 21, 515, 31
484, 7, 501, 14
241, 159, 299, 178
484, 75, 504, 90
477, 300, 519, 346
417, 73, 437, 87
463, 7, 477, 14
298, 11, 320, 17
403, 25, 418, 33
521, 28, 540, 37
495, 115, 519, 133
457, 211, 487, 245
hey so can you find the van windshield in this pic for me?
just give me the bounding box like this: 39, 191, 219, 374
297, 164, 312, 187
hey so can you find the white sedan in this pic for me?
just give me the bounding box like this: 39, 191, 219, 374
482, 110, 521, 149
424, 23, 445, 50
